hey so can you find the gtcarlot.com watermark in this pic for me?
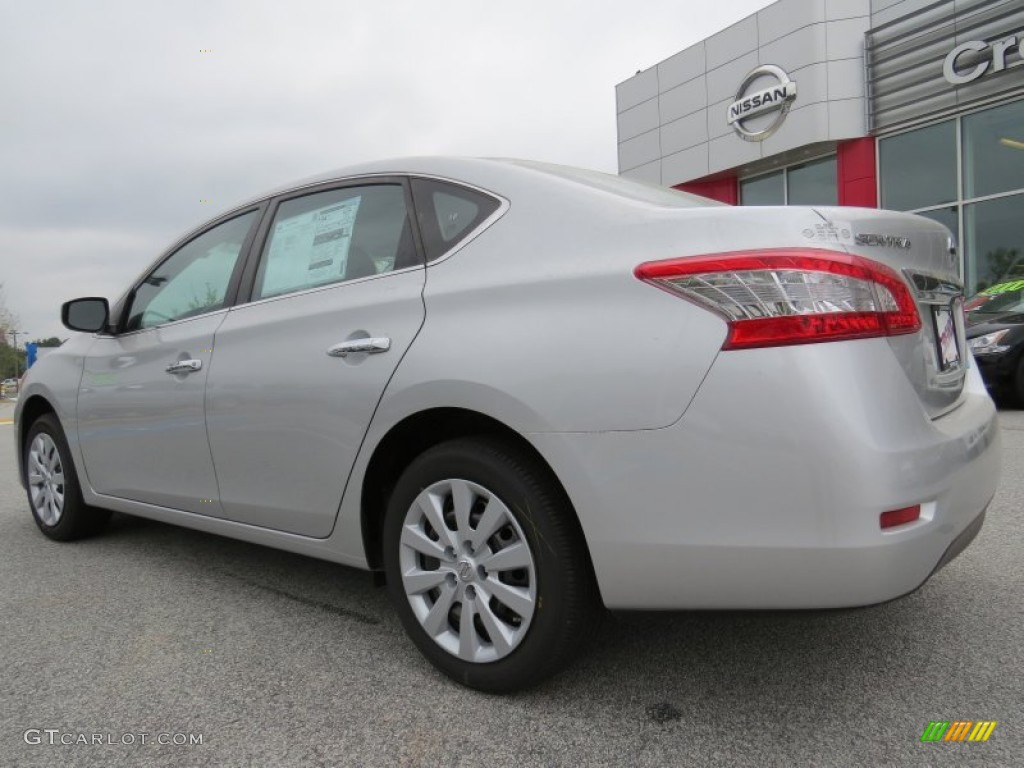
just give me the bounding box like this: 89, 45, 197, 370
24, 729, 203, 746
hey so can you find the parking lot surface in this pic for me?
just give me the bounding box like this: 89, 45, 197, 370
1, 402, 1022, 767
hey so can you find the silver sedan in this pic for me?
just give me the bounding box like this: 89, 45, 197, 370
14, 158, 1001, 691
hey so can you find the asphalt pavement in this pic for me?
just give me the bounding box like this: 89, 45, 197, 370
1, 403, 1022, 767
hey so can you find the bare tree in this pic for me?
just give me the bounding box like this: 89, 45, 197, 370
0, 283, 25, 378
0, 282, 18, 334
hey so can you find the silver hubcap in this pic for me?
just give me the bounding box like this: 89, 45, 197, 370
28, 433, 65, 527
399, 478, 537, 663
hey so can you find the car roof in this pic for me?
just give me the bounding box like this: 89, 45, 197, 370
242, 157, 507, 201
160, 157, 717, 260
223, 156, 715, 216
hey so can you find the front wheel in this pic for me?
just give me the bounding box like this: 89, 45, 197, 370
24, 414, 111, 541
382, 437, 599, 692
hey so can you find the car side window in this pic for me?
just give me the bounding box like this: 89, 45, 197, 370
124, 211, 257, 332
253, 184, 417, 300
411, 178, 500, 261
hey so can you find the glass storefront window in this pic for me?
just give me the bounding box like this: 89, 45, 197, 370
787, 156, 837, 206
740, 171, 784, 205
962, 100, 1024, 199
740, 156, 837, 206
878, 99, 1024, 298
964, 196, 1024, 295
879, 120, 956, 211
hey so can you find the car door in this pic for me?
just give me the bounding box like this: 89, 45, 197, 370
205, 179, 426, 537
77, 209, 260, 514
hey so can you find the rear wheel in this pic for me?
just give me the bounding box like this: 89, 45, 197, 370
24, 414, 111, 541
382, 437, 598, 692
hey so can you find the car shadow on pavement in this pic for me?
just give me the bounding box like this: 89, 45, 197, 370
43, 441, 1014, 735
95, 512, 394, 628
528, 576, 1001, 732
91, 507, 1000, 718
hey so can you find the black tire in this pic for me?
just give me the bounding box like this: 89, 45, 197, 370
382, 437, 599, 693
23, 414, 111, 541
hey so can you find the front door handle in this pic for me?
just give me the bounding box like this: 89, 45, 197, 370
166, 359, 203, 374
327, 337, 391, 358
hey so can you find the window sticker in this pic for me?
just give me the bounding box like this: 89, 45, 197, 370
261, 196, 362, 297
308, 198, 361, 279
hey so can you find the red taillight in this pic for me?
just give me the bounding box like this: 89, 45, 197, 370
635, 248, 921, 350
880, 505, 921, 529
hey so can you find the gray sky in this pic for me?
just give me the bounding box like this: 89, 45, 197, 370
1, 0, 773, 342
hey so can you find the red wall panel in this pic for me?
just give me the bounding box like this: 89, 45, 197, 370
673, 175, 738, 205
837, 138, 878, 208
671, 138, 877, 209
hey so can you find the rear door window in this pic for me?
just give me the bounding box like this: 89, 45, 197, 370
253, 184, 418, 300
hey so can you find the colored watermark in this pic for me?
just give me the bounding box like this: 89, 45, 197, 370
921, 721, 997, 742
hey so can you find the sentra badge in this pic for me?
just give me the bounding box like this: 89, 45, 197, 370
855, 233, 912, 249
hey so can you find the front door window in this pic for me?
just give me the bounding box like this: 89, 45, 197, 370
125, 211, 257, 331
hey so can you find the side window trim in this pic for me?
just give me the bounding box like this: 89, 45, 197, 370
114, 204, 267, 334
235, 175, 425, 305
222, 204, 269, 308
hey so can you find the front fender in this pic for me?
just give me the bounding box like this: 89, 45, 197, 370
14, 338, 91, 490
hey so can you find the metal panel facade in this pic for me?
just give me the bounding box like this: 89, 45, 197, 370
615, 0, 872, 185
616, 0, 1024, 188
866, 0, 1024, 133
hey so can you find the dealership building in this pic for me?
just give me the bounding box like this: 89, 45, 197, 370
616, 0, 1024, 295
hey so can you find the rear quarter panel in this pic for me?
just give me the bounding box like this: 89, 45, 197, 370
386, 196, 849, 432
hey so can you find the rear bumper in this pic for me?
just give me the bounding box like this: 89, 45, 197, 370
930, 506, 986, 577
529, 339, 1002, 610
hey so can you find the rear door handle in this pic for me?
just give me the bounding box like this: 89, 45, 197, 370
327, 337, 391, 358
166, 359, 202, 374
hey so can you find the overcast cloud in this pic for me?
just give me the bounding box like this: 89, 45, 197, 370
1, 0, 772, 341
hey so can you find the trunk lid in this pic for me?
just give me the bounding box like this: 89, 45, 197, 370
811, 207, 966, 418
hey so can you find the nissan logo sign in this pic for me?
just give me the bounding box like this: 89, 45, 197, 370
727, 65, 798, 142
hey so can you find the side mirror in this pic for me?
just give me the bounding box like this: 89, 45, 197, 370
62, 297, 110, 333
